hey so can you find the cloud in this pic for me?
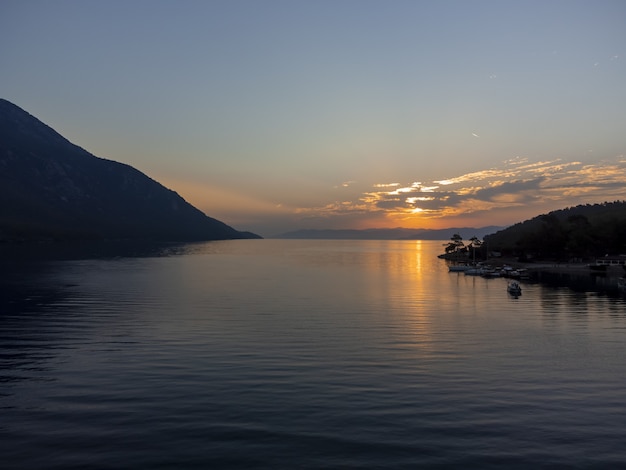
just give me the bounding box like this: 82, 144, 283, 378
373, 183, 400, 188
473, 178, 545, 201
291, 155, 626, 229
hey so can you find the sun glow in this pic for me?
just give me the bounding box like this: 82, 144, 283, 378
159, 155, 626, 234
332, 157, 626, 229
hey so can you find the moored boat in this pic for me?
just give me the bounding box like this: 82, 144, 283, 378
449, 264, 472, 272
507, 281, 522, 295
481, 268, 501, 278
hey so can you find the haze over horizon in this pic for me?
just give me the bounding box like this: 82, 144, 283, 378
2, 1, 625, 237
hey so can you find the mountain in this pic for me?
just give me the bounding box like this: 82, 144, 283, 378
0, 99, 260, 242
483, 201, 626, 260
273, 226, 505, 240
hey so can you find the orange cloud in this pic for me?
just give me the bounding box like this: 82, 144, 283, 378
289, 156, 626, 229
155, 155, 626, 234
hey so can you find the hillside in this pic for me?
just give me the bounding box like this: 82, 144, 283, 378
0, 99, 260, 242
483, 201, 626, 260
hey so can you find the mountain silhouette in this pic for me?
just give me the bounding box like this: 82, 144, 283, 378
0, 99, 260, 241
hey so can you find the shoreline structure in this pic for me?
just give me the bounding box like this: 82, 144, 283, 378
485, 258, 626, 279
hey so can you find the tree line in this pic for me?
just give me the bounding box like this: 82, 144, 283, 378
483, 201, 626, 261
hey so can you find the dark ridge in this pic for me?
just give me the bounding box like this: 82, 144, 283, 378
483, 201, 626, 260
0, 99, 261, 242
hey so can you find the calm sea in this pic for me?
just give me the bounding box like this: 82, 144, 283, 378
2, 239, 626, 469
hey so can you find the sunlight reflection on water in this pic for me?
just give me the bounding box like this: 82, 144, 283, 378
2, 239, 626, 469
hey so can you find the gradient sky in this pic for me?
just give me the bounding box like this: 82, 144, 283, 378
2, 0, 625, 236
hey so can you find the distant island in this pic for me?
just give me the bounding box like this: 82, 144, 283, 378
273, 226, 505, 240
0, 99, 261, 242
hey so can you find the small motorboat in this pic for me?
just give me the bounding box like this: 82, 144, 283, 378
507, 281, 522, 296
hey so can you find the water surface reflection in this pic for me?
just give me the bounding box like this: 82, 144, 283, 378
2, 240, 626, 468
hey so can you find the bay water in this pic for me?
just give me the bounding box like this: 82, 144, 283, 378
2, 239, 626, 469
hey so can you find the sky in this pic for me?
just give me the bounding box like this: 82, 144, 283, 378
2, 0, 625, 237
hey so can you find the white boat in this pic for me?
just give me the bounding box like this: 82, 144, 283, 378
501, 267, 520, 278
482, 268, 501, 278
507, 281, 522, 295
449, 264, 472, 272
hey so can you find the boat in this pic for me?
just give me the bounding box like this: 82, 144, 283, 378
500, 265, 520, 278
449, 264, 472, 272
507, 281, 522, 295
500, 265, 514, 276
481, 268, 501, 278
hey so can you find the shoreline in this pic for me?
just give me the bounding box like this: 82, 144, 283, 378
488, 258, 625, 277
